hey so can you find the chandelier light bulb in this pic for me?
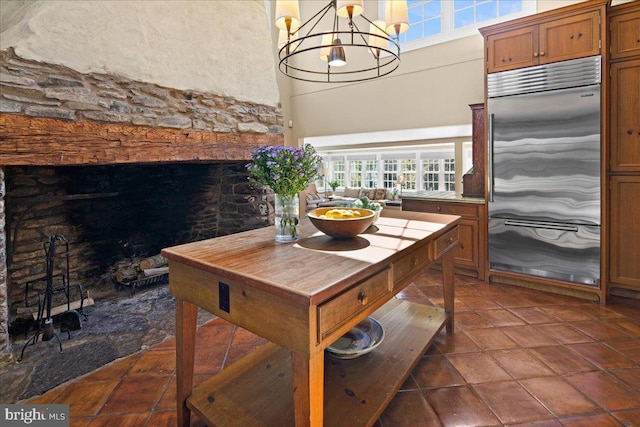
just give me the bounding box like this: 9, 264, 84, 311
336, 0, 364, 19
385, 0, 409, 36
275, 0, 301, 32
328, 38, 347, 67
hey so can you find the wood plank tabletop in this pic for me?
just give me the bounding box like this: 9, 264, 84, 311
162, 210, 459, 306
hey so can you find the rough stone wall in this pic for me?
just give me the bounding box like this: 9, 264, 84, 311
0, 167, 12, 365
0, 48, 283, 134
0, 48, 280, 364
4, 163, 270, 321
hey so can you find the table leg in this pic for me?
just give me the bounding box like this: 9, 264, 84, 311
441, 249, 456, 334
291, 351, 324, 427
176, 297, 198, 427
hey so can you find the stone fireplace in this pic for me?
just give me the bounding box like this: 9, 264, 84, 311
0, 49, 284, 364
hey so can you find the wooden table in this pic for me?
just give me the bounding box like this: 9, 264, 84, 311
162, 210, 460, 427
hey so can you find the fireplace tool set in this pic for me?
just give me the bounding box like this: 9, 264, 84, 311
19, 235, 88, 361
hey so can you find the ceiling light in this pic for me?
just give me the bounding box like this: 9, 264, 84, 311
276, 0, 409, 83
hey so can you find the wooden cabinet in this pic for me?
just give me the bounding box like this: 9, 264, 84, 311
610, 8, 640, 60
486, 26, 538, 72
609, 176, 640, 293
482, 3, 605, 73
610, 59, 640, 171
462, 103, 486, 198
608, 1, 640, 299
402, 199, 486, 279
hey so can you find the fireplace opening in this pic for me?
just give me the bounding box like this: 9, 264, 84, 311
5, 162, 268, 330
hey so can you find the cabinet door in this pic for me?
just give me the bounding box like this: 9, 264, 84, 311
610, 59, 640, 172
453, 219, 478, 270
610, 9, 640, 60
610, 176, 640, 290
486, 26, 538, 73
539, 11, 600, 64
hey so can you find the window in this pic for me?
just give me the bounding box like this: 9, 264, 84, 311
332, 160, 345, 187
364, 160, 378, 188
391, 0, 534, 51
349, 161, 363, 188
320, 142, 466, 194
444, 158, 456, 191
383, 160, 398, 189
423, 159, 440, 191
400, 159, 417, 190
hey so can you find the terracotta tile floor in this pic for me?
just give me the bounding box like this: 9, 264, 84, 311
27, 270, 640, 426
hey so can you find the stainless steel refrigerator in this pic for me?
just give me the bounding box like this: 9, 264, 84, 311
487, 56, 601, 286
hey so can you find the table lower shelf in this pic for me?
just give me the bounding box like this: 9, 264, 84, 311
187, 298, 448, 427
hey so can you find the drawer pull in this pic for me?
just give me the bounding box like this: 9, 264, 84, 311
447, 237, 454, 245
357, 292, 368, 305
436, 206, 441, 212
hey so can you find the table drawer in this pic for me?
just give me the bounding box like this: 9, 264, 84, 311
405, 200, 479, 217
318, 268, 391, 341
393, 245, 432, 287
433, 227, 459, 259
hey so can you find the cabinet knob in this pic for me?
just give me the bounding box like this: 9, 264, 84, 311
436, 206, 441, 211
533, 52, 539, 57
540, 51, 546, 56
447, 237, 454, 245
357, 292, 368, 305
627, 129, 633, 135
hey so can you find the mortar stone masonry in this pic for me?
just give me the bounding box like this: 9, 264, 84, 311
0, 48, 283, 134
0, 47, 283, 365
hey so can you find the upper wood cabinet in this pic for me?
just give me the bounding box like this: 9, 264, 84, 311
481, 2, 606, 74
610, 8, 640, 60
486, 26, 538, 72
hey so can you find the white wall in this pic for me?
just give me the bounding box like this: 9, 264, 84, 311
277, 0, 591, 145
0, 0, 280, 107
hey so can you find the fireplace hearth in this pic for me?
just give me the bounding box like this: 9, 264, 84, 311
5, 162, 268, 324
0, 47, 283, 365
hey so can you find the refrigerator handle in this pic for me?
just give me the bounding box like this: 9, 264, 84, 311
488, 113, 494, 203
504, 219, 579, 232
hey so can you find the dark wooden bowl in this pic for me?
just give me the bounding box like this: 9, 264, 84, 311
308, 207, 375, 239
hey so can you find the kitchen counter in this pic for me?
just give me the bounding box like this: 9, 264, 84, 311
402, 192, 486, 204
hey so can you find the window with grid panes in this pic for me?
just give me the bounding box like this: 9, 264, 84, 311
400, 159, 417, 190
364, 160, 378, 188
383, 160, 398, 189
391, 0, 532, 52
332, 160, 345, 187
349, 161, 363, 188
422, 159, 440, 191
444, 158, 455, 191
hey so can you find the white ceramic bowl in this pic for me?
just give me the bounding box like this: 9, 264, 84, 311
326, 317, 385, 359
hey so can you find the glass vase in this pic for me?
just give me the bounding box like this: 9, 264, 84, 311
274, 193, 299, 242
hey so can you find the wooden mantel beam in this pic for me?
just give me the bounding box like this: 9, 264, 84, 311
0, 114, 283, 166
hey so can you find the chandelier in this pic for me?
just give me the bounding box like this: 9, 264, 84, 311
275, 0, 409, 83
